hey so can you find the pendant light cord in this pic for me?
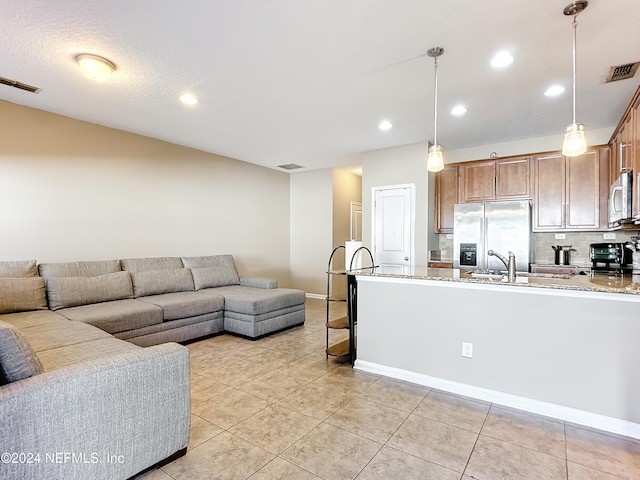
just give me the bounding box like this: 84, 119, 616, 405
572, 15, 578, 125
433, 56, 439, 146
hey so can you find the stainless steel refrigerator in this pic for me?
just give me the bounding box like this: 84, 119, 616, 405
453, 200, 532, 272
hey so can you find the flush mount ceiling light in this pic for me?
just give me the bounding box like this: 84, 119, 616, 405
427, 46, 445, 173
544, 85, 566, 97
378, 120, 392, 131
490, 51, 513, 68
180, 93, 199, 105
562, 1, 588, 157
451, 105, 467, 116
75, 54, 116, 82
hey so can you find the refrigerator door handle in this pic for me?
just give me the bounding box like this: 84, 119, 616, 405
482, 216, 488, 270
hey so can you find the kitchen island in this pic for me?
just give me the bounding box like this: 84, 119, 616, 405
353, 267, 640, 438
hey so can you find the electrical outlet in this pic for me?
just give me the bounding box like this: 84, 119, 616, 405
446, 233, 454, 240
554, 233, 566, 240
603, 232, 617, 240
462, 342, 473, 358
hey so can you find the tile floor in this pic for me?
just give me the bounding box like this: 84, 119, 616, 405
142, 298, 640, 480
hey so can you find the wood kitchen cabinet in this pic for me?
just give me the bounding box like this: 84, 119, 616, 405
458, 156, 531, 202
533, 147, 609, 231
434, 165, 457, 233
609, 84, 640, 217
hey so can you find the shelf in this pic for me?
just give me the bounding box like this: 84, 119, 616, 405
326, 294, 346, 302
327, 269, 347, 275
326, 316, 349, 329
326, 338, 350, 357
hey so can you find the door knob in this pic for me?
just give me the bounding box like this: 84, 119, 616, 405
404, 257, 409, 261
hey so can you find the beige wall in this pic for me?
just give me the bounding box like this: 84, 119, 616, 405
289, 168, 362, 295
361, 142, 430, 267
289, 169, 334, 295
0, 101, 292, 285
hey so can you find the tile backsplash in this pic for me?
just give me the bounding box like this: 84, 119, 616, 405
435, 230, 640, 267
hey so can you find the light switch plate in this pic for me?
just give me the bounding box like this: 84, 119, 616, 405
603, 233, 617, 240
554, 233, 566, 240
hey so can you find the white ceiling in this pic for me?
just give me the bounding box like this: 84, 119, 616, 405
1, 0, 639, 173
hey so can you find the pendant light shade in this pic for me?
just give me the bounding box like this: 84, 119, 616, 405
561, 1, 588, 157
427, 47, 445, 173
562, 123, 587, 157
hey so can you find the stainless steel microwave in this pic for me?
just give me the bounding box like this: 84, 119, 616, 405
609, 171, 633, 225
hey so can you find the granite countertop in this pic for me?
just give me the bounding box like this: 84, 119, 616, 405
352, 266, 640, 296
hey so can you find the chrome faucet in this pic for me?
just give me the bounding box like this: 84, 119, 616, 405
488, 250, 516, 282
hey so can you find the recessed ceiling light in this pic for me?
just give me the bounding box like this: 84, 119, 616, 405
75, 54, 116, 82
180, 93, 199, 105
378, 120, 392, 131
491, 51, 513, 68
451, 105, 467, 116
544, 85, 565, 97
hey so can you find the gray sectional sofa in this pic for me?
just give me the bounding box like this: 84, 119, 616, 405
0, 255, 305, 479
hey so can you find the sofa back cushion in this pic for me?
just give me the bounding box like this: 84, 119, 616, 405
120, 257, 183, 273
0, 320, 44, 385
38, 260, 121, 279
181, 255, 240, 287
0, 278, 48, 314
129, 269, 194, 298
0, 260, 38, 278
46, 271, 134, 311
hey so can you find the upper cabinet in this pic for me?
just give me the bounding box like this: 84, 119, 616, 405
434, 165, 457, 233
458, 156, 531, 202
609, 84, 640, 218
532, 147, 609, 231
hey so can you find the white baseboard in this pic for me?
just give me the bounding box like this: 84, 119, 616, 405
354, 359, 640, 440
305, 293, 325, 300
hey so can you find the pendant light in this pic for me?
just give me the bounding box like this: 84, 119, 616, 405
427, 47, 445, 172
561, 1, 588, 157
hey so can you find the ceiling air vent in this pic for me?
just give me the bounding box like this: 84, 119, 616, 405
605, 62, 639, 83
277, 163, 304, 170
0, 75, 42, 93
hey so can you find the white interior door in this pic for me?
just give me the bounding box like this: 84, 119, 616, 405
372, 185, 414, 272
350, 201, 362, 241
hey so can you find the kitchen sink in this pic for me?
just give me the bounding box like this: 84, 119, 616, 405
466, 270, 570, 280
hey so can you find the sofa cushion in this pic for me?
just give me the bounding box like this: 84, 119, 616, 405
0, 320, 44, 385
38, 259, 121, 278
190, 266, 241, 290
0, 260, 37, 278
17, 317, 111, 352
137, 290, 225, 321
36, 337, 141, 371
130, 269, 195, 298
240, 277, 278, 289
46, 271, 134, 311
121, 256, 183, 272
181, 255, 240, 286
211, 285, 305, 315
0, 278, 48, 314
0, 310, 68, 330
56, 299, 163, 334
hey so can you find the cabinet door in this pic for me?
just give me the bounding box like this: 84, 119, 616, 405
496, 156, 531, 199
533, 154, 565, 231
459, 161, 495, 202
565, 150, 601, 230
634, 97, 640, 217
434, 166, 457, 233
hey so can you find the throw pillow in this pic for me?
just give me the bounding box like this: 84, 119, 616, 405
46, 271, 134, 311
0, 260, 38, 278
0, 278, 48, 314
0, 320, 44, 385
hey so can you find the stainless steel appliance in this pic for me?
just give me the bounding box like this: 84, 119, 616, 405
590, 242, 633, 273
453, 200, 532, 272
609, 171, 633, 226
